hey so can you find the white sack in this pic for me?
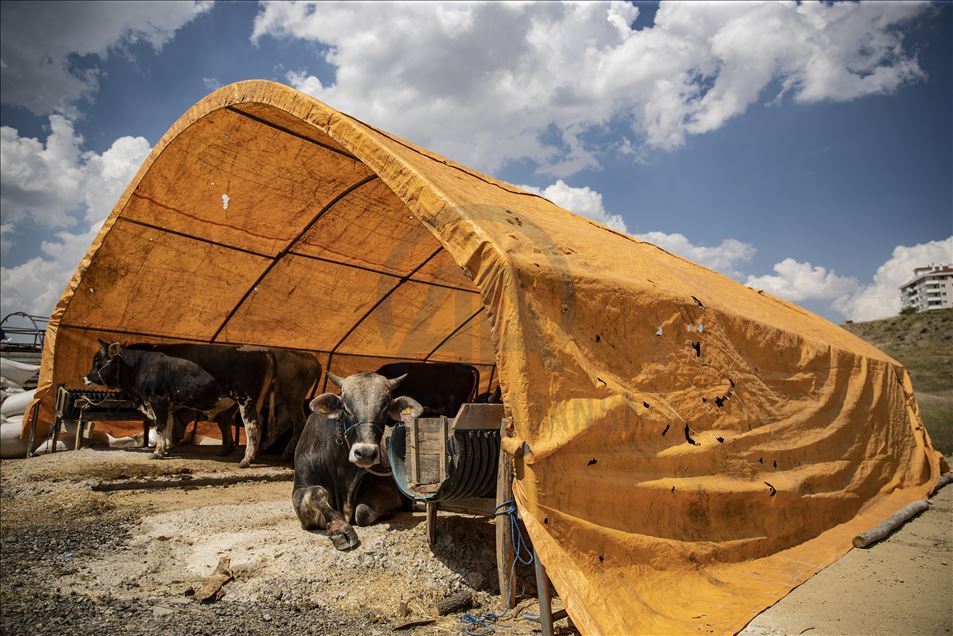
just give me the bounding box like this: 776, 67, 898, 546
0, 358, 40, 386
1, 389, 36, 418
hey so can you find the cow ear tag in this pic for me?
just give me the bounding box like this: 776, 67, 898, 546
402, 406, 413, 415
320, 407, 329, 414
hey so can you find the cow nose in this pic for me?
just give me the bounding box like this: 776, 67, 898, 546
349, 443, 379, 467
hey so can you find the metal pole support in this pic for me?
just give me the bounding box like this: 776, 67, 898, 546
533, 546, 554, 636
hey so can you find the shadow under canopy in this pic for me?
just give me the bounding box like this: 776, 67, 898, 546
25, 80, 944, 635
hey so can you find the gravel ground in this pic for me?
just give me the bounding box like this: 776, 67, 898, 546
0, 448, 572, 636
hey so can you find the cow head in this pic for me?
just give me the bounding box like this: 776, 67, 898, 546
83, 340, 123, 387
309, 372, 423, 469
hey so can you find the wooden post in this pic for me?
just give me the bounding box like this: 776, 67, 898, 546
25, 401, 40, 459
49, 415, 62, 454
73, 416, 84, 450
496, 441, 516, 609
426, 502, 438, 546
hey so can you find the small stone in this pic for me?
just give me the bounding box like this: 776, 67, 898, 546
464, 571, 485, 589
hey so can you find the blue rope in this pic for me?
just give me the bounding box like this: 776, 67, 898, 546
460, 612, 498, 634
492, 499, 534, 617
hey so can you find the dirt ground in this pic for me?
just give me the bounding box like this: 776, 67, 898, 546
0, 447, 565, 636
1, 447, 950, 635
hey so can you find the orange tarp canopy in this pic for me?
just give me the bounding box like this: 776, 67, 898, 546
29, 80, 942, 635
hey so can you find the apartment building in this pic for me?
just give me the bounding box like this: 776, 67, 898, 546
900, 264, 953, 312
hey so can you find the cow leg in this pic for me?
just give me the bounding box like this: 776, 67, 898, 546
151, 401, 173, 459
281, 406, 305, 462
215, 409, 235, 456
292, 485, 360, 550
236, 400, 260, 468
354, 482, 405, 527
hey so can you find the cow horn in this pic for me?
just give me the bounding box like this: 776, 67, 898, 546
387, 373, 408, 390
328, 372, 345, 388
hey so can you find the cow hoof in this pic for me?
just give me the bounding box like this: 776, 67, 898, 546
150, 452, 164, 460
330, 530, 360, 551
238, 459, 252, 468
328, 522, 360, 551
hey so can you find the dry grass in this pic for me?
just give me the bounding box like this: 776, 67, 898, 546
843, 307, 953, 454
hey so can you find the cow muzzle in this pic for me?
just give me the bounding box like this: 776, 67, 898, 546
349, 443, 380, 468
82, 376, 93, 386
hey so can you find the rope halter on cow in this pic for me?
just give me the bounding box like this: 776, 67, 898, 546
335, 419, 393, 477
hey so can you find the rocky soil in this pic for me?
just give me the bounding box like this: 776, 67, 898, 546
0, 448, 571, 635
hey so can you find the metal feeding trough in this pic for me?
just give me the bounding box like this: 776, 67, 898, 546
387, 401, 562, 632
388, 402, 503, 504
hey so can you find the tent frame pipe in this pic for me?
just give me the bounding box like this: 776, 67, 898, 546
533, 546, 554, 636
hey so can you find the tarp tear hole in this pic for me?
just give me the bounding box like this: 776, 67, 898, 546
714, 396, 726, 408
684, 424, 700, 446
716, 437, 725, 444
758, 457, 763, 464
773, 460, 777, 468
662, 424, 670, 436
595, 334, 601, 343
598, 555, 605, 563
764, 482, 777, 496
643, 401, 650, 409
671, 486, 676, 494
587, 458, 598, 466
691, 296, 705, 308
544, 517, 549, 525
692, 342, 701, 357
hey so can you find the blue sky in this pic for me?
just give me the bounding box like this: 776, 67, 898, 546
1, 1, 951, 324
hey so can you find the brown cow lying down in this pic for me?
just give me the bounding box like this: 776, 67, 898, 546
292, 372, 422, 550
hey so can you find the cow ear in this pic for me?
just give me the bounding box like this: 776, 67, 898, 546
388, 395, 423, 421
107, 342, 122, 358
310, 393, 343, 419
97, 338, 110, 350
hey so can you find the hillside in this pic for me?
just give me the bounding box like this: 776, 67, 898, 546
843, 307, 953, 454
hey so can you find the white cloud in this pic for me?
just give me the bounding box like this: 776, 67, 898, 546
254, 1, 929, 175
0, 223, 14, 252
0, 222, 103, 317
0, 119, 151, 318
833, 237, 953, 321
637, 231, 756, 279
745, 237, 953, 322
519, 180, 757, 277
1, 116, 151, 228
745, 258, 859, 301
518, 180, 628, 232
0, 1, 211, 115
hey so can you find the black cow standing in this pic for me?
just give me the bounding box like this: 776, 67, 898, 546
84, 341, 234, 460
120, 343, 275, 467
248, 348, 322, 460
374, 362, 479, 417
158, 346, 321, 461
293, 371, 422, 550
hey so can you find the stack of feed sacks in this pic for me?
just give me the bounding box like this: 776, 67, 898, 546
0, 358, 40, 458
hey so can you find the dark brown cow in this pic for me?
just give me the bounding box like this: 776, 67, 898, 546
292, 372, 422, 550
